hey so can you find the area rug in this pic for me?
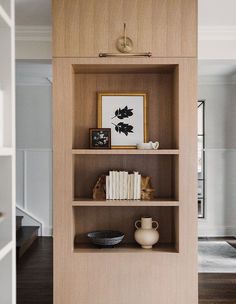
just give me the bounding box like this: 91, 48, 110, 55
198, 241, 236, 273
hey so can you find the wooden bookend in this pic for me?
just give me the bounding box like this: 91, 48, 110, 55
141, 176, 155, 200
93, 175, 106, 200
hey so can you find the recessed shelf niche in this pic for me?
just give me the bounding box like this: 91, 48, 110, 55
73, 205, 179, 253
73, 154, 179, 201
72, 64, 179, 150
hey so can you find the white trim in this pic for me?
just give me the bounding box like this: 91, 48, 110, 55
199, 26, 236, 41
0, 5, 12, 28
205, 148, 236, 151
0, 241, 12, 261
23, 150, 27, 210
16, 26, 52, 42
16, 205, 43, 236
16, 148, 52, 152
0, 148, 13, 156
15, 25, 236, 43
198, 75, 236, 85
43, 226, 53, 237
16, 78, 52, 86
198, 225, 236, 237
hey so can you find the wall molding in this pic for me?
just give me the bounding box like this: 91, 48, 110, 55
198, 75, 236, 85
16, 61, 52, 86
16, 25, 52, 42
16, 149, 52, 236
15, 25, 236, 43
198, 224, 236, 237
199, 26, 236, 41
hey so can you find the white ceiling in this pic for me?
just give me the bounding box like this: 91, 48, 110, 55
15, 0, 51, 26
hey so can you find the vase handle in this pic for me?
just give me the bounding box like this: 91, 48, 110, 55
135, 220, 141, 229
152, 221, 159, 230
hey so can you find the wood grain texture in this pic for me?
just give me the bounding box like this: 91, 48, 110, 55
73, 71, 177, 149
72, 149, 179, 155
73, 206, 177, 245
18, 238, 236, 304
52, 0, 197, 58
72, 199, 179, 207
73, 154, 178, 199
53, 57, 197, 304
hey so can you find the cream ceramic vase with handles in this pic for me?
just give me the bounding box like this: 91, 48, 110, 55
134, 217, 159, 249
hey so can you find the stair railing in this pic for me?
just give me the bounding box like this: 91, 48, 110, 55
16, 205, 43, 236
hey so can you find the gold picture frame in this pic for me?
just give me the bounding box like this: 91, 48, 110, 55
97, 92, 148, 149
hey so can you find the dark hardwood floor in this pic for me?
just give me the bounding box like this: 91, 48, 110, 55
17, 237, 236, 304
199, 273, 236, 304
17, 237, 53, 304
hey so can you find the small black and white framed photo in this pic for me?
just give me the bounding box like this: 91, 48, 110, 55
89, 128, 111, 149
97, 93, 148, 149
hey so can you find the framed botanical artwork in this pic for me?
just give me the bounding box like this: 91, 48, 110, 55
97, 93, 148, 149
89, 128, 111, 149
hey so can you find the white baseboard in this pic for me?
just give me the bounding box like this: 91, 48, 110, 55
43, 226, 53, 237
198, 225, 236, 237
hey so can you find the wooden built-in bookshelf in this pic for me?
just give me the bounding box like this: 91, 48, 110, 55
53, 0, 197, 302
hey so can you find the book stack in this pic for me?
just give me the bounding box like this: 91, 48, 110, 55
105, 171, 141, 200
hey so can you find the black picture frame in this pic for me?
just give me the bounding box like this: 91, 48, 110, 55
89, 128, 111, 149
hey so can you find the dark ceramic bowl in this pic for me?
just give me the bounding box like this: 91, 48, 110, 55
87, 230, 124, 247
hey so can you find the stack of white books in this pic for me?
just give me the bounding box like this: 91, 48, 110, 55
106, 171, 141, 200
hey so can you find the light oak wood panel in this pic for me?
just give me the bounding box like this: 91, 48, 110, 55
53, 57, 197, 304
73, 155, 178, 199
53, 0, 197, 58
72, 149, 179, 155
53, 59, 75, 304
73, 206, 177, 245
72, 199, 180, 207
74, 242, 177, 253
73, 71, 177, 149
66, 254, 183, 304
177, 58, 198, 302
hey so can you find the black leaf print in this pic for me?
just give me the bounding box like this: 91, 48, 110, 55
112, 106, 133, 119
112, 122, 134, 136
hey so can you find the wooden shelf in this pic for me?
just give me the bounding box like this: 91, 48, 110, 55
72, 149, 179, 155
74, 242, 178, 254
72, 198, 179, 207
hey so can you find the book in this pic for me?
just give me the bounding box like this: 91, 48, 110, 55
127, 175, 131, 200
133, 171, 138, 199
113, 171, 117, 200
137, 174, 141, 200
109, 171, 112, 199
112, 171, 116, 200
116, 171, 120, 200
121, 171, 124, 199
106, 175, 109, 200
118, 171, 121, 200
124, 171, 128, 200
130, 174, 134, 200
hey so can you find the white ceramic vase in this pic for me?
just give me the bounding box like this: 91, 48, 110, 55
134, 217, 159, 249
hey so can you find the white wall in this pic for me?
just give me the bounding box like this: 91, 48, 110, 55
16, 62, 52, 236
198, 79, 236, 236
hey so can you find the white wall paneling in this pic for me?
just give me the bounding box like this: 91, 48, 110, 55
16, 149, 52, 236
198, 79, 236, 236
0, 0, 15, 303
16, 63, 52, 236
